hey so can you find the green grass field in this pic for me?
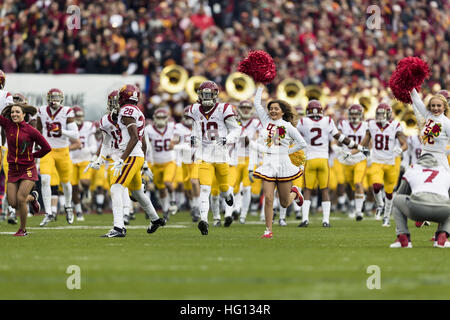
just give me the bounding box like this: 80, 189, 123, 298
1, 210, 449, 300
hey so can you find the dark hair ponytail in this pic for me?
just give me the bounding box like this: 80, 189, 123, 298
2, 103, 37, 122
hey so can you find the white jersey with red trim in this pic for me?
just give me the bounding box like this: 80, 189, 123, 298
99, 113, 123, 160
297, 116, 339, 160
145, 122, 176, 164
367, 119, 403, 165
186, 102, 236, 163
117, 104, 145, 158
337, 120, 368, 153
71, 121, 97, 164
406, 135, 423, 165
38, 105, 75, 149
403, 164, 450, 199
174, 122, 193, 164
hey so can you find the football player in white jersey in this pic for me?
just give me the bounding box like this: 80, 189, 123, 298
337, 104, 369, 221
297, 100, 369, 228
402, 134, 423, 167
410, 90, 450, 170
173, 107, 200, 222
86, 90, 133, 225
145, 108, 178, 220
390, 153, 450, 248
70, 105, 97, 221
186, 81, 241, 235
360, 103, 408, 227
94, 85, 164, 237
234, 100, 260, 224
37, 88, 80, 226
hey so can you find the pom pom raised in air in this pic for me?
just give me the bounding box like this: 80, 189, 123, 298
237, 50, 277, 84
388, 57, 430, 104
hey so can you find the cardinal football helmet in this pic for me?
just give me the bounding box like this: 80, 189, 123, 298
348, 104, 364, 126
107, 90, 120, 113
182, 106, 193, 127
306, 100, 323, 120
47, 88, 64, 108
72, 105, 84, 126
0, 70, 6, 90
197, 81, 219, 108
153, 108, 170, 129
375, 103, 390, 126
13, 93, 28, 104
118, 84, 140, 106
237, 100, 254, 120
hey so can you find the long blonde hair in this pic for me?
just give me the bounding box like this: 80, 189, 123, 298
426, 94, 449, 116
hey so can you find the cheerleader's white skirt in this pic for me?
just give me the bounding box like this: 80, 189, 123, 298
254, 154, 303, 182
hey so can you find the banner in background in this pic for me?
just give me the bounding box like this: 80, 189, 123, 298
6, 74, 146, 120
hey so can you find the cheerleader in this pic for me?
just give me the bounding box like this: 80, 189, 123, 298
251, 86, 307, 238
410, 89, 450, 170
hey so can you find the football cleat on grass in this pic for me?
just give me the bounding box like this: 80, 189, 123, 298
13, 229, 28, 237
232, 210, 240, 221
40, 214, 54, 227
147, 218, 166, 234
322, 222, 330, 228
198, 220, 209, 235
375, 207, 384, 221
7, 214, 17, 225
348, 213, 356, 219
279, 219, 287, 227
225, 193, 234, 207
76, 212, 85, 222
123, 215, 130, 225
434, 232, 450, 248
30, 191, 41, 214
213, 219, 221, 227
298, 220, 309, 227
389, 234, 412, 248
65, 206, 74, 224
356, 213, 363, 221
168, 201, 178, 215
382, 217, 390, 227
290, 186, 304, 207
101, 227, 126, 238
295, 212, 302, 220
260, 231, 273, 239
191, 208, 200, 223
239, 217, 246, 224
224, 216, 233, 227
163, 211, 169, 222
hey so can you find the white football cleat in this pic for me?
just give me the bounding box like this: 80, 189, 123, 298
279, 219, 287, 227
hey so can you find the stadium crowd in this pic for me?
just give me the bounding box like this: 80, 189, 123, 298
0, 0, 448, 120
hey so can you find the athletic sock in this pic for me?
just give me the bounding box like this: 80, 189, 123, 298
302, 200, 311, 222
384, 197, 393, 219
199, 185, 211, 222
62, 182, 72, 208
374, 191, 384, 208
240, 186, 251, 220
355, 194, 365, 215
110, 184, 125, 229
74, 203, 82, 215
322, 201, 331, 223
211, 195, 220, 220
131, 189, 159, 221
279, 206, 287, 220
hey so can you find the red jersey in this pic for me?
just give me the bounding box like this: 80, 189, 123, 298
0, 115, 51, 167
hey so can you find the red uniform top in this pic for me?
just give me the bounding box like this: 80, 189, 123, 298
0, 115, 51, 166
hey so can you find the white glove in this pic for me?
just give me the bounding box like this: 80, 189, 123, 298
142, 161, 153, 180
393, 146, 403, 156
112, 159, 127, 177
84, 156, 103, 172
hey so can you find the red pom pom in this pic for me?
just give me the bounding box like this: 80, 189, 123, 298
388, 57, 430, 104
237, 50, 277, 84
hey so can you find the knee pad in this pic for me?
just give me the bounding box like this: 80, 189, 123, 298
373, 183, 383, 193
385, 192, 393, 200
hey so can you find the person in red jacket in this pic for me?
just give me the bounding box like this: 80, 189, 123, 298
0, 103, 52, 236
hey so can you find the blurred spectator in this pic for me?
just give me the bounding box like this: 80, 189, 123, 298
0, 0, 448, 118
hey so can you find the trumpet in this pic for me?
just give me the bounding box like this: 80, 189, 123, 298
185, 75, 208, 103
225, 72, 255, 101
159, 65, 189, 94
276, 78, 307, 107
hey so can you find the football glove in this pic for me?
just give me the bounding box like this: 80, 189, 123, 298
190, 136, 197, 148
142, 161, 153, 181
357, 145, 370, 157
393, 146, 403, 156
216, 137, 227, 146
84, 156, 103, 172
112, 159, 127, 177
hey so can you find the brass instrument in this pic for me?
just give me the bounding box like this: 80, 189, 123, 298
185, 75, 208, 103
225, 72, 256, 101
401, 110, 419, 136
353, 90, 377, 118
159, 65, 189, 94
276, 78, 307, 107
391, 101, 407, 120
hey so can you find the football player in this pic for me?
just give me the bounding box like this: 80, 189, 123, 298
91, 85, 164, 237
70, 106, 97, 221
359, 103, 408, 227
235, 100, 260, 224
186, 81, 241, 235
37, 88, 80, 226
145, 108, 178, 220
173, 107, 200, 222
337, 104, 369, 221
297, 100, 369, 228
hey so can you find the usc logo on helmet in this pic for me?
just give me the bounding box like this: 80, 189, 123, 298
119, 84, 140, 106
